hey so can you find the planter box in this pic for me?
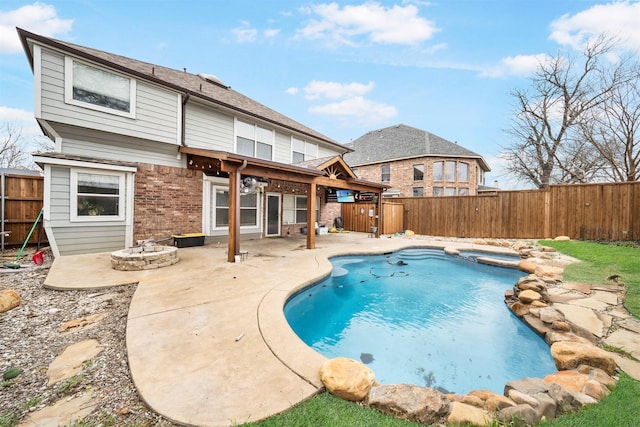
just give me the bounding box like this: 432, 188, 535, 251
172, 233, 205, 248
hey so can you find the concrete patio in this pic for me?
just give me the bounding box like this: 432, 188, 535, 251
41, 232, 640, 426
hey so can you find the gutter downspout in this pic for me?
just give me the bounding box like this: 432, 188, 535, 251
180, 93, 190, 147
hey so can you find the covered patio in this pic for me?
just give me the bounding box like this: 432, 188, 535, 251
180, 147, 387, 262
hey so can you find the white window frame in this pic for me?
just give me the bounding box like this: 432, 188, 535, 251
283, 195, 320, 224
209, 183, 261, 231
381, 164, 390, 182
413, 164, 424, 181
433, 161, 444, 181
291, 137, 318, 163
64, 57, 136, 118
70, 168, 126, 222
458, 162, 469, 183
235, 119, 274, 161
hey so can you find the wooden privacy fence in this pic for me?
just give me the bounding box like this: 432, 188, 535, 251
1, 171, 46, 250
341, 202, 404, 234
342, 182, 640, 241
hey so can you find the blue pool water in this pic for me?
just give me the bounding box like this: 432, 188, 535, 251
284, 248, 557, 394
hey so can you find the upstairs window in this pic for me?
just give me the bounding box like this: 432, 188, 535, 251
236, 120, 273, 160
458, 163, 469, 183
65, 57, 136, 118
445, 161, 456, 182
381, 164, 390, 182
292, 137, 318, 163
413, 164, 424, 181
433, 161, 443, 181
71, 170, 125, 221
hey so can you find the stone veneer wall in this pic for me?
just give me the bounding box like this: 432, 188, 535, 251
354, 157, 482, 197
133, 163, 203, 242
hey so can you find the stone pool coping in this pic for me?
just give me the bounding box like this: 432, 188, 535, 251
265, 237, 640, 425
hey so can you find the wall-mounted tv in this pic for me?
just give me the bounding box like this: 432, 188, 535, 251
336, 190, 355, 203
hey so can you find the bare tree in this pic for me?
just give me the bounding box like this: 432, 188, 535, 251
0, 122, 52, 170
0, 123, 29, 168
579, 60, 640, 182
503, 36, 622, 188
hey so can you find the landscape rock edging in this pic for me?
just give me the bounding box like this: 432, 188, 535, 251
319, 239, 630, 426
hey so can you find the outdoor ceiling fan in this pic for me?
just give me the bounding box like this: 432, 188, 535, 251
241, 176, 258, 194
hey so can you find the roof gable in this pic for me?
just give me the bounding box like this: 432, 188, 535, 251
295, 155, 357, 179
343, 124, 489, 171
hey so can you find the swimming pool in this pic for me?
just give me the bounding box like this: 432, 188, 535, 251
284, 248, 557, 395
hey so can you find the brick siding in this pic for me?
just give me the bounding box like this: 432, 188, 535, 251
354, 157, 483, 197
133, 163, 202, 242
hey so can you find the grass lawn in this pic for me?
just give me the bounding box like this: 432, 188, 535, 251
240, 392, 422, 427
541, 240, 640, 318
249, 240, 640, 427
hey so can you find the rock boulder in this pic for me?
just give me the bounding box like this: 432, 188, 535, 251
320, 357, 375, 401
550, 341, 616, 375
0, 289, 20, 313
368, 384, 450, 425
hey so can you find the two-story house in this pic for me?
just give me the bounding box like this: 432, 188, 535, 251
344, 124, 490, 197
18, 28, 385, 259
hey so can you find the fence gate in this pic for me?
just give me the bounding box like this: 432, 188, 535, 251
1, 170, 46, 250
340, 202, 404, 234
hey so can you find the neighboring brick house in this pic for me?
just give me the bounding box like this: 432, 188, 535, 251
343, 124, 491, 197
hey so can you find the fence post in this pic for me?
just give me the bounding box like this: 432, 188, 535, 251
544, 189, 551, 238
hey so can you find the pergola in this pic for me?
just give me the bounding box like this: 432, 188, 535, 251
180, 147, 387, 262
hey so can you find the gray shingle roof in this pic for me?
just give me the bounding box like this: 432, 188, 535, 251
343, 124, 489, 171
17, 28, 348, 152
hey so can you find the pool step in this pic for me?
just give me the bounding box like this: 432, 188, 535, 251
397, 248, 448, 261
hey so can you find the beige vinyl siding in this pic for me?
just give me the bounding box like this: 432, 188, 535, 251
52, 225, 127, 255
273, 131, 292, 163
57, 124, 183, 168
184, 103, 234, 151
318, 144, 344, 158
39, 48, 180, 145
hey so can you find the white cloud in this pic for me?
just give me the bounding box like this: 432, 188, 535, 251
0, 106, 49, 155
550, 1, 640, 52
232, 21, 280, 43
232, 21, 258, 43
299, 79, 396, 126
309, 96, 397, 123
285, 87, 299, 95
303, 80, 375, 100
481, 53, 551, 78
0, 2, 73, 53
0, 106, 33, 123
297, 1, 439, 47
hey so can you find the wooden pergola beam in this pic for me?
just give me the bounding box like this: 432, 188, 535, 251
179, 147, 386, 260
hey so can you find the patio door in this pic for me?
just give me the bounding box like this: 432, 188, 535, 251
266, 193, 281, 236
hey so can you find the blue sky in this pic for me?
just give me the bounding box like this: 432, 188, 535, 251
1, 1, 639, 188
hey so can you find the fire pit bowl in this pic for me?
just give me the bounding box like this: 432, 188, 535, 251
111, 245, 179, 271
